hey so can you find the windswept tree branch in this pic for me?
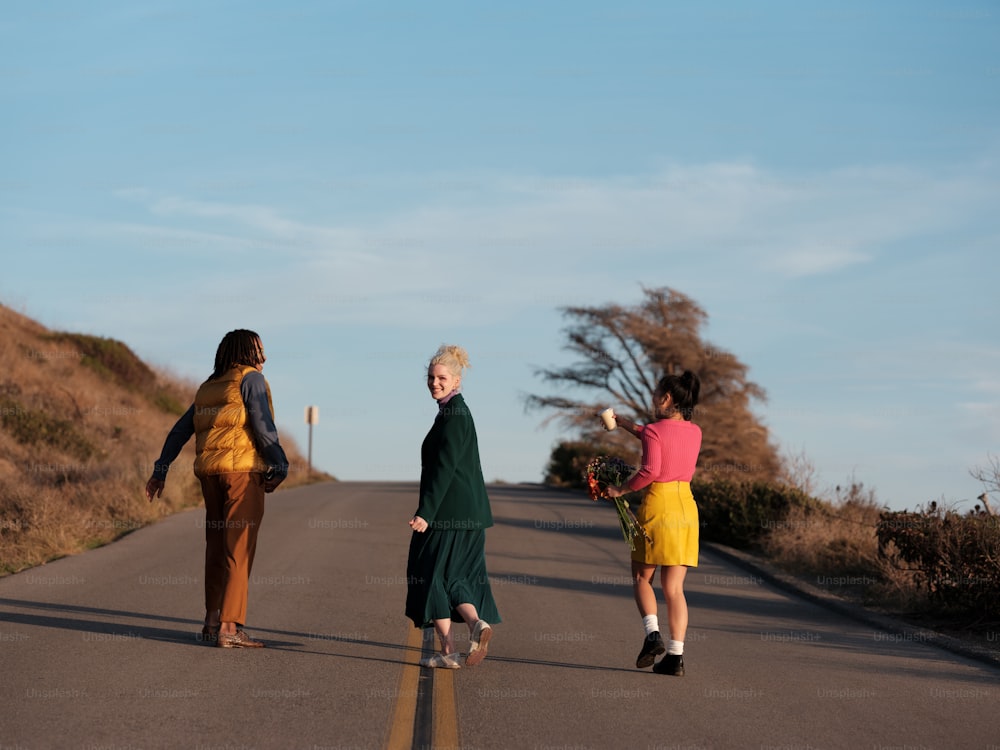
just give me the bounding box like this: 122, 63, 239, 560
526, 285, 781, 483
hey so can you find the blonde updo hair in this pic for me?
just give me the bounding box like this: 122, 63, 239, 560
428, 344, 471, 378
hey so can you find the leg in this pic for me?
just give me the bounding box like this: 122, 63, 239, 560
632, 560, 658, 616
455, 602, 480, 632
432, 618, 456, 655
652, 565, 689, 676
200, 478, 226, 634
661, 565, 689, 643
419, 619, 462, 668
633, 560, 666, 668
219, 473, 265, 637
456, 602, 493, 667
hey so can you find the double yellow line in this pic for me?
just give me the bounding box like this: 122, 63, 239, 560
385, 627, 459, 749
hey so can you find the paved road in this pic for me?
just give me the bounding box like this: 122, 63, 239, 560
1, 481, 997, 749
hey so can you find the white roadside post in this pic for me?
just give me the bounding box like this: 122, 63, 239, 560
304, 405, 319, 479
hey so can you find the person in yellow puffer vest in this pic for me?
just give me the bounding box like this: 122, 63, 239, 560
146, 329, 288, 649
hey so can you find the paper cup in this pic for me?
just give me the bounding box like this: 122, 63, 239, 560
599, 408, 617, 431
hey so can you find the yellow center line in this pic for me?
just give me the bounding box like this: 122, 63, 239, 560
384, 626, 423, 750
384, 626, 462, 750
433, 663, 460, 749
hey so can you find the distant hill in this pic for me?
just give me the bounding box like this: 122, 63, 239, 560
0, 302, 331, 575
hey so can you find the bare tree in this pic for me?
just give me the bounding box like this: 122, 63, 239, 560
527, 286, 781, 483
778, 447, 819, 496
970, 453, 999, 515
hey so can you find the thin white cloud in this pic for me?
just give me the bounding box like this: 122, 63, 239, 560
149, 196, 311, 238
24, 159, 998, 328
763, 244, 872, 277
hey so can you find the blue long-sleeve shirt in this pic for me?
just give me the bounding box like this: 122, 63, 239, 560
151, 371, 288, 481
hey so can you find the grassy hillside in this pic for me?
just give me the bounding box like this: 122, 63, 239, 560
0, 303, 331, 575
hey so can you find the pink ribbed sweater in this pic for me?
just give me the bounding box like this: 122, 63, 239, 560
626, 419, 702, 491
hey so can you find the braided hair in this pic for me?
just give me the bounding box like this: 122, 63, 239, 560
208, 329, 265, 381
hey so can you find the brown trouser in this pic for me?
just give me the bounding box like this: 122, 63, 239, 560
200, 472, 266, 625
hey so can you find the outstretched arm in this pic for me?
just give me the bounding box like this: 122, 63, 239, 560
615, 414, 645, 440
146, 404, 196, 501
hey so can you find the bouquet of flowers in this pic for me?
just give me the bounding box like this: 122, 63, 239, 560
584, 456, 650, 551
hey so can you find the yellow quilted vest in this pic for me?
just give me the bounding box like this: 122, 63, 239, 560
193, 364, 275, 478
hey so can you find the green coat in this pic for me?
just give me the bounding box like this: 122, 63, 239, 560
417, 393, 493, 530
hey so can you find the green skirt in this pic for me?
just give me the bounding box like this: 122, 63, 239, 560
405, 528, 501, 628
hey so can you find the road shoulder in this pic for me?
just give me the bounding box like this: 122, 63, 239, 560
704, 541, 1000, 670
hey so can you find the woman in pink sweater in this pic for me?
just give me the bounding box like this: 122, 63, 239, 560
607, 370, 702, 676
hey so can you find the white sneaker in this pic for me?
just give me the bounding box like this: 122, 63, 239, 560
466, 620, 492, 666
420, 652, 461, 669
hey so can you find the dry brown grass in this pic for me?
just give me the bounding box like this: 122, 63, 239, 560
759, 486, 926, 614
0, 303, 330, 575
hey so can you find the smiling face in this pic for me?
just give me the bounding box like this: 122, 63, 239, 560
427, 363, 461, 401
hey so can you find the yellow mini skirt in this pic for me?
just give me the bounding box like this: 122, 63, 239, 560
631, 481, 699, 567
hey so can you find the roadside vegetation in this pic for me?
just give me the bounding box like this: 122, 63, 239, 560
0, 303, 330, 575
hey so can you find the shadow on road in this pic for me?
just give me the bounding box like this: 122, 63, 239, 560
0, 597, 206, 645
0, 597, 426, 662
484, 654, 638, 674
491, 515, 623, 542
0, 595, 643, 675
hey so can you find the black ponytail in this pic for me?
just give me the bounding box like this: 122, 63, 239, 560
656, 370, 701, 420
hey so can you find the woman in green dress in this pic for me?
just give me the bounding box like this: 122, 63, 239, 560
405, 344, 500, 668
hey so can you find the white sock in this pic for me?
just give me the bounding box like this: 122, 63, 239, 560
667, 639, 684, 655
642, 615, 659, 637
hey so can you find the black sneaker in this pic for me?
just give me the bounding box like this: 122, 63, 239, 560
635, 631, 666, 668
653, 654, 684, 676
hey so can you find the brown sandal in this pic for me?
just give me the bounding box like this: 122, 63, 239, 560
217, 629, 265, 648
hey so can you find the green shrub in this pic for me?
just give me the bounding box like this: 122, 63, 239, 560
44, 332, 189, 414
44, 333, 154, 392
0, 396, 96, 461
151, 388, 187, 415
695, 478, 823, 550
876, 505, 1000, 620
546, 439, 636, 488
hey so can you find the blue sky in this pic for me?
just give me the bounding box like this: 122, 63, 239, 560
3, 1, 998, 512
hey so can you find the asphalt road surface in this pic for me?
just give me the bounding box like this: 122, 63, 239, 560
1, 481, 997, 750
